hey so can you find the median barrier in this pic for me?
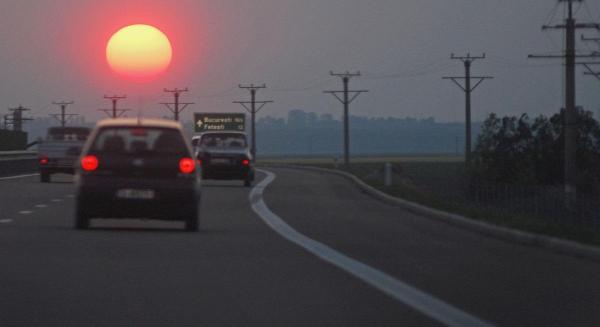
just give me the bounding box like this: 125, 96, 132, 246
0, 151, 37, 177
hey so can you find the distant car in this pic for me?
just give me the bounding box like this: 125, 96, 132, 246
192, 131, 255, 187
74, 118, 201, 231
38, 126, 91, 182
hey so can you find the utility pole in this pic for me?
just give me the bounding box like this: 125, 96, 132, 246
161, 88, 194, 121
51, 101, 77, 127
234, 84, 273, 160
443, 54, 493, 165
324, 71, 369, 166
529, 0, 600, 199
100, 95, 130, 118
8, 106, 33, 132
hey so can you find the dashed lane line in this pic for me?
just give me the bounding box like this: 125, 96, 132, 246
34, 204, 48, 208
250, 169, 494, 327
0, 219, 13, 224
18, 211, 34, 215
51, 199, 63, 203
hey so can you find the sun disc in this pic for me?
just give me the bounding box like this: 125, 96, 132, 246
106, 24, 172, 80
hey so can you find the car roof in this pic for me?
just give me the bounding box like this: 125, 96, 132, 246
96, 118, 182, 130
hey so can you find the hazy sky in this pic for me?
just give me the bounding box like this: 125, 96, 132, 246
1, 0, 600, 123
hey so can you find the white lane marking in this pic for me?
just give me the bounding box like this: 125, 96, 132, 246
0, 173, 39, 181
0, 219, 13, 224
250, 169, 493, 327
51, 199, 62, 203
19, 210, 34, 215
35, 204, 48, 208
65, 194, 75, 198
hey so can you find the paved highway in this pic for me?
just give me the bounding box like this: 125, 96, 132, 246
0, 168, 599, 326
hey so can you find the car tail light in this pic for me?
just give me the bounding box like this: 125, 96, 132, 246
179, 158, 196, 174
242, 159, 250, 166
39, 156, 49, 165
81, 155, 99, 172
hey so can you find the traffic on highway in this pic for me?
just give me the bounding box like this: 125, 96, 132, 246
2, 1, 600, 326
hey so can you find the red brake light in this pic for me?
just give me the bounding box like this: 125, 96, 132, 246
179, 158, 196, 174
81, 155, 99, 171
39, 156, 49, 165
242, 159, 250, 166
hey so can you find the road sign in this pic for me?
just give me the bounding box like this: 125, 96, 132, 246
194, 113, 245, 133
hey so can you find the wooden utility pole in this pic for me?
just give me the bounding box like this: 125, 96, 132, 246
234, 84, 273, 160
100, 95, 130, 118
161, 88, 194, 121
324, 71, 368, 166
529, 0, 600, 198
443, 54, 493, 165
51, 101, 76, 127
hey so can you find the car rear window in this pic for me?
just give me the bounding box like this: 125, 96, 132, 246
47, 127, 90, 141
90, 127, 188, 156
200, 133, 247, 149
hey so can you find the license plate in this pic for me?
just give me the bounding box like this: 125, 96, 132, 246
211, 158, 230, 165
116, 189, 155, 200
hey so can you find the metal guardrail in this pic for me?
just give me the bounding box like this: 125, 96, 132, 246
0, 151, 37, 161
0, 151, 37, 176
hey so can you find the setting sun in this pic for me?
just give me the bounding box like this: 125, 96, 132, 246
106, 24, 172, 80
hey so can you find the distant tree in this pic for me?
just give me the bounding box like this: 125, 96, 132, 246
472, 109, 600, 193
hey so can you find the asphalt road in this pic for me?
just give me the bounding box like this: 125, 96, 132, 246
0, 168, 599, 326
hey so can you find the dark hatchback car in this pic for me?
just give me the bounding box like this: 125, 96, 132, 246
192, 131, 255, 187
74, 118, 201, 231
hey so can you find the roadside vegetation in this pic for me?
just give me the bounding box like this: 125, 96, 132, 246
259, 110, 600, 246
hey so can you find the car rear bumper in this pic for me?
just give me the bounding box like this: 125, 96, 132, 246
201, 165, 253, 180
40, 165, 74, 174
76, 176, 200, 219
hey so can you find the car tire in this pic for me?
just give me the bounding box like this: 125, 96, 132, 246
184, 204, 199, 232
40, 172, 51, 183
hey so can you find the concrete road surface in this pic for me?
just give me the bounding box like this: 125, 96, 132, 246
0, 168, 598, 326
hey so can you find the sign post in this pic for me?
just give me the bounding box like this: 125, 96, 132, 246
193, 113, 245, 133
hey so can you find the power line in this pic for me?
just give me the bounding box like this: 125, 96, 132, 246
442, 53, 494, 165
234, 84, 274, 160
100, 95, 131, 119
161, 88, 194, 121
50, 101, 77, 127
324, 71, 369, 166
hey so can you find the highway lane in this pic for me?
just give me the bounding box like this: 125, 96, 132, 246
0, 173, 435, 327
0, 169, 598, 326
262, 168, 600, 326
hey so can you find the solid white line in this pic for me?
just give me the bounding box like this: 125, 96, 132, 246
0, 173, 39, 181
250, 169, 494, 327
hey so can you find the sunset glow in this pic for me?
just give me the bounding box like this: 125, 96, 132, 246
106, 24, 172, 80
